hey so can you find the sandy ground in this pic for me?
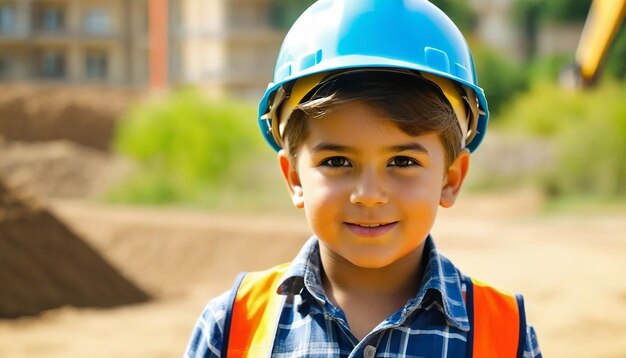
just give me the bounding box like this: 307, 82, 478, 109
0, 190, 625, 357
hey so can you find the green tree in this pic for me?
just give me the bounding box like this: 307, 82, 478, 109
512, 0, 592, 58
270, 0, 317, 29
513, 0, 592, 25
429, 0, 476, 33
542, 0, 592, 23
605, 22, 626, 80
511, 0, 542, 57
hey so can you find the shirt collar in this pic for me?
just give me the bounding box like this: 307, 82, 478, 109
276, 235, 470, 331
414, 237, 470, 330
276, 236, 321, 297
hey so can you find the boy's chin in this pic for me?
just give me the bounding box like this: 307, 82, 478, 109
340, 252, 407, 270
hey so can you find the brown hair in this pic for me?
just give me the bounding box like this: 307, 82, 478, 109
282, 71, 463, 168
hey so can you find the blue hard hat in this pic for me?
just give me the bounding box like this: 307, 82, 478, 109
258, 0, 489, 152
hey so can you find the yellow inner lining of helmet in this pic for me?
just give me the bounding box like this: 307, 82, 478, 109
268, 70, 479, 148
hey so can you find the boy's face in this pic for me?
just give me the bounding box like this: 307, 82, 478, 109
279, 101, 469, 269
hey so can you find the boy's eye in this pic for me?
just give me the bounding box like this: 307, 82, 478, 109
388, 156, 419, 167
322, 157, 351, 167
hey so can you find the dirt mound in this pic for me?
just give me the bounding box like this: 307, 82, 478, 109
0, 179, 149, 318
0, 141, 133, 199
50, 201, 311, 296
0, 85, 141, 151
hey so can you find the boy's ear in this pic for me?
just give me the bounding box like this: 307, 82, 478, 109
440, 148, 470, 208
278, 149, 304, 209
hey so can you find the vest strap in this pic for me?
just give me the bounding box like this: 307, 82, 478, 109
515, 294, 528, 358
465, 275, 524, 357
221, 272, 246, 358
464, 274, 475, 358
225, 263, 290, 357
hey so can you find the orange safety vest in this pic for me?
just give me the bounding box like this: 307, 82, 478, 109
221, 263, 526, 358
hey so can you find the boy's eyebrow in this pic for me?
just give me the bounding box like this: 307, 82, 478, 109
311, 142, 356, 153
387, 143, 430, 154
310, 142, 429, 155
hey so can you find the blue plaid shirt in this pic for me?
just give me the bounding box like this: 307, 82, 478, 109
185, 236, 542, 357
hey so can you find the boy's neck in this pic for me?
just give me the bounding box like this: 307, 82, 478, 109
319, 241, 426, 294
318, 241, 427, 339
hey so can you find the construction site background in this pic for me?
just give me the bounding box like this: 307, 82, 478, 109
0, 1, 625, 357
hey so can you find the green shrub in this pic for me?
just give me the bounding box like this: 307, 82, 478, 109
472, 44, 529, 118
108, 88, 285, 208
526, 53, 574, 86
547, 84, 626, 198
498, 82, 626, 199
606, 22, 626, 80
497, 83, 587, 136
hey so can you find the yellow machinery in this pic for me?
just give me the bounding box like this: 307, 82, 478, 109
565, 0, 626, 87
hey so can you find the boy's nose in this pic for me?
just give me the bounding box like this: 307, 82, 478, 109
350, 168, 388, 207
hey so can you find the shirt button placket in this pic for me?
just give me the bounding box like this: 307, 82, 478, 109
363, 345, 376, 358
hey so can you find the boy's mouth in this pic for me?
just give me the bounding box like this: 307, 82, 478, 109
344, 221, 398, 237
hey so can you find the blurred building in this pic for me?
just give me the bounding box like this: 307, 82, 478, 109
469, 0, 525, 59
0, 0, 283, 98
470, 0, 584, 60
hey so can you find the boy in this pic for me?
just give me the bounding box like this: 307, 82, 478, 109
186, 0, 541, 356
